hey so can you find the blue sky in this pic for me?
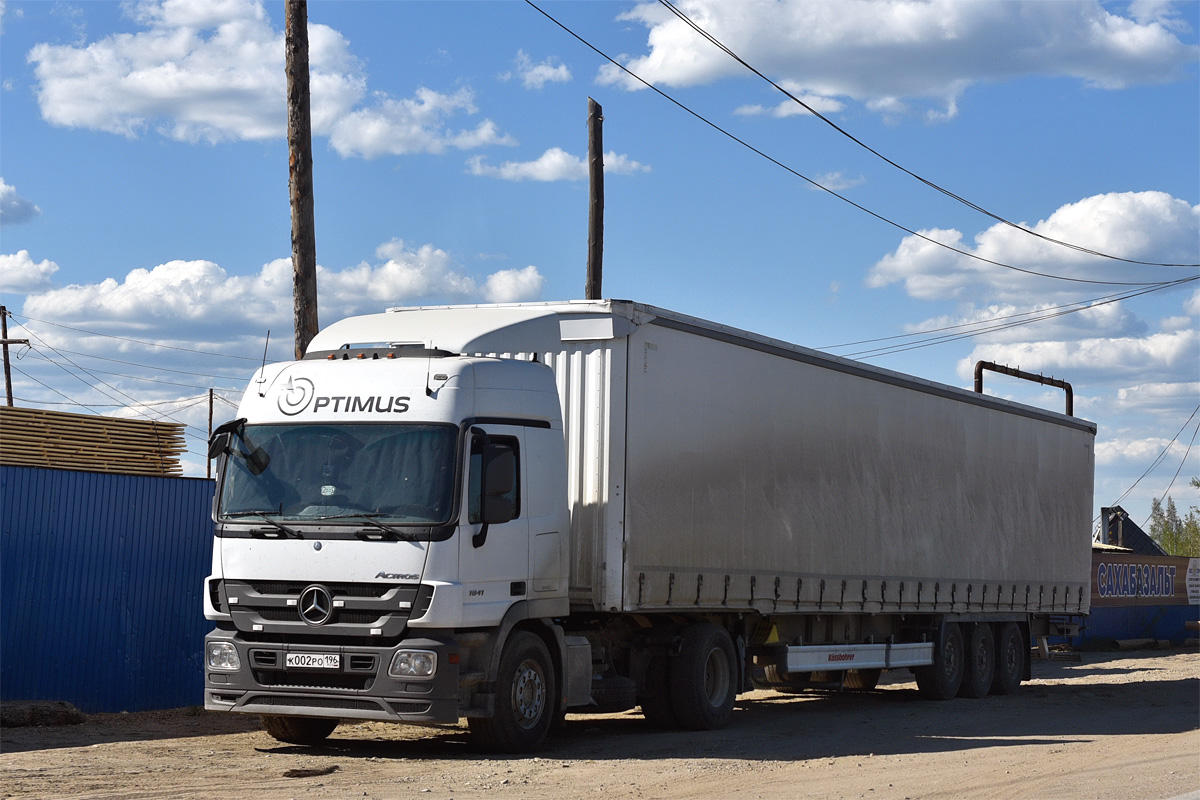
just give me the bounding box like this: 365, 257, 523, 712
1, 0, 1197, 532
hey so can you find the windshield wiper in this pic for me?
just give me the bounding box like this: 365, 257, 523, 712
224, 511, 303, 539
310, 513, 421, 541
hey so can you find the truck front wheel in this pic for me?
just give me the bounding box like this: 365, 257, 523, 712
915, 622, 964, 700
670, 623, 737, 730
469, 631, 555, 753
260, 715, 338, 745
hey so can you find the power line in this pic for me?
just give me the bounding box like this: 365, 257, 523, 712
1108, 404, 1200, 510
844, 277, 1197, 359
11, 365, 110, 416
656, 0, 1199, 270
15, 393, 234, 409
1142, 419, 1200, 528
525, 1, 1192, 288
821, 280, 1194, 351
20, 350, 245, 392
18, 324, 208, 439
10, 313, 264, 361
8, 330, 252, 381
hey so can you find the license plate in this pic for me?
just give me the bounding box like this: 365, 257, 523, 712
285, 652, 340, 669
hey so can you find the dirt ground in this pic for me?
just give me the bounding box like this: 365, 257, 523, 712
2, 649, 1197, 800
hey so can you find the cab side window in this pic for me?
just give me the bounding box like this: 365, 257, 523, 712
468, 434, 520, 524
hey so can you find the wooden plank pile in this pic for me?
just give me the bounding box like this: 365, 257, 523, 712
0, 406, 187, 477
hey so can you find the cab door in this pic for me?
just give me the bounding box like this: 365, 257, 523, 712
457, 424, 529, 626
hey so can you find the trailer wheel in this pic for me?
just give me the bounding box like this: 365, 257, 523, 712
959, 623, 995, 699
843, 668, 882, 691
990, 622, 1025, 695
468, 631, 555, 753
260, 715, 338, 745
670, 623, 737, 730
915, 622, 964, 700
638, 652, 681, 728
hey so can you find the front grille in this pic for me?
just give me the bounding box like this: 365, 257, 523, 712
254, 671, 372, 691
251, 582, 392, 598
225, 580, 417, 638
388, 701, 432, 714
251, 695, 381, 711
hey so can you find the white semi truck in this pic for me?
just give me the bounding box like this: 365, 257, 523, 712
204, 300, 1095, 752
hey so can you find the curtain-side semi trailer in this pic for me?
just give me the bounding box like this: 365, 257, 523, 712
204, 300, 1095, 752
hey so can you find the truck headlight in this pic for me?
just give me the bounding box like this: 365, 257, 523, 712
207, 641, 241, 671
389, 649, 436, 678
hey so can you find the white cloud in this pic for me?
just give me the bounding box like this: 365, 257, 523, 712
501, 50, 571, 90
27, 0, 512, 158
956, 328, 1198, 385
484, 266, 545, 303
905, 299, 1148, 346
733, 83, 845, 118
466, 148, 650, 182
1185, 286, 1200, 316
599, 0, 1198, 120
0, 178, 42, 226
1117, 382, 1200, 414
19, 240, 544, 336
809, 171, 865, 192
328, 88, 516, 159
867, 191, 1200, 302
1095, 435, 1196, 467
0, 250, 59, 293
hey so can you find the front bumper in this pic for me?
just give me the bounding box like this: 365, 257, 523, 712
203, 627, 460, 724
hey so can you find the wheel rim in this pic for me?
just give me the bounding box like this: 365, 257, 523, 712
1003, 637, 1020, 676
511, 658, 547, 729
943, 633, 961, 680
702, 646, 731, 708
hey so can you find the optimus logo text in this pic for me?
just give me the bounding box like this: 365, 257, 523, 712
278, 377, 410, 417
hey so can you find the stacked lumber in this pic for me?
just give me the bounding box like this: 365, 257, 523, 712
0, 405, 187, 477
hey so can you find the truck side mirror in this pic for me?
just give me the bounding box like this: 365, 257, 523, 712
208, 417, 247, 460
207, 432, 231, 460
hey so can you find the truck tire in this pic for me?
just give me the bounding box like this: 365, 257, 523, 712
260, 715, 338, 745
959, 623, 995, 699
468, 631, 555, 753
990, 622, 1025, 695
915, 622, 964, 700
670, 623, 737, 731
843, 668, 882, 691
638, 652, 680, 728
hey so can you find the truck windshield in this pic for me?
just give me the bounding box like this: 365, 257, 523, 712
217, 423, 457, 525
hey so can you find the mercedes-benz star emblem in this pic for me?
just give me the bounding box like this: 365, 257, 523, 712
298, 585, 333, 626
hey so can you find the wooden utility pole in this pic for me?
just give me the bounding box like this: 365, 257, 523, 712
585, 98, 605, 300
206, 388, 214, 479
1, 306, 30, 407
286, 0, 319, 359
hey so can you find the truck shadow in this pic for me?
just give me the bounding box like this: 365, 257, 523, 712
254, 670, 1198, 764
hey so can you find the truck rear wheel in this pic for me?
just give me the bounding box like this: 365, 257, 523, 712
638, 652, 680, 728
670, 623, 737, 730
915, 622, 964, 700
260, 715, 338, 745
468, 631, 555, 753
959, 623, 995, 699
990, 622, 1025, 695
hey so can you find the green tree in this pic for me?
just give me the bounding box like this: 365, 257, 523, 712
1148, 478, 1200, 556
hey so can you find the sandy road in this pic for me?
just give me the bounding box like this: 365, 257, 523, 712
2, 649, 1197, 800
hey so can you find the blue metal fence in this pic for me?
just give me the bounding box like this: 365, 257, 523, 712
1, 466, 214, 713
